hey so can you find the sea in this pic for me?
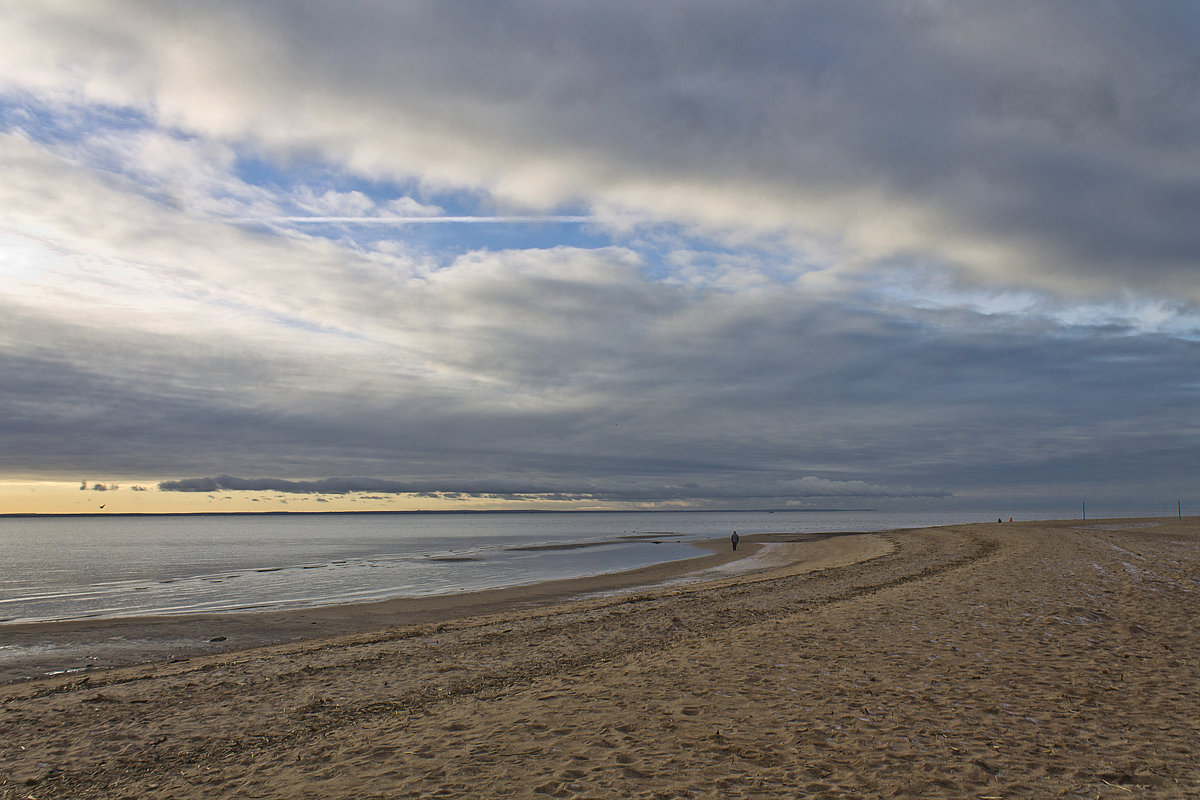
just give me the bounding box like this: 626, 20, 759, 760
0, 508, 1149, 625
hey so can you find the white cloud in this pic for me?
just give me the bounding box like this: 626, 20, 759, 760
293, 187, 375, 217
4, 2, 1200, 303
384, 196, 443, 217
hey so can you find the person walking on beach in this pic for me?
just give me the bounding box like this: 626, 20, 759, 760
731, 531, 740, 551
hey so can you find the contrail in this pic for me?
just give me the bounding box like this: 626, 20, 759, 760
258, 215, 597, 224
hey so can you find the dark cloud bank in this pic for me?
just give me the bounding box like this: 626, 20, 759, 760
156, 474, 950, 503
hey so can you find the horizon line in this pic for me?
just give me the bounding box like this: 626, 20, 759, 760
0, 507, 877, 518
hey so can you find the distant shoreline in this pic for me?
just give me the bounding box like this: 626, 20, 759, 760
0, 507, 877, 518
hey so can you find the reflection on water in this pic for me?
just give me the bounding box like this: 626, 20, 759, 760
0, 509, 1003, 623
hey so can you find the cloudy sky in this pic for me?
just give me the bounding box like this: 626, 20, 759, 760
2, 1, 1198, 515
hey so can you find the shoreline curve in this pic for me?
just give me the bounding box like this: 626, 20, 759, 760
0, 531, 887, 684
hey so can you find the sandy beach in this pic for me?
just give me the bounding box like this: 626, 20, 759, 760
2, 518, 1198, 798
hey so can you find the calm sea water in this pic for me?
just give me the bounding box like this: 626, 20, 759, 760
0, 509, 1075, 623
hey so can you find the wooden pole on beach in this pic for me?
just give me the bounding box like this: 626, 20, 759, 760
1082, 500, 1086, 520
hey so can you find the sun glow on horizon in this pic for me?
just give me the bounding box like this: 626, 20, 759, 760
0, 480, 647, 515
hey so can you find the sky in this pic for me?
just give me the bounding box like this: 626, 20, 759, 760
1, 1, 1198, 516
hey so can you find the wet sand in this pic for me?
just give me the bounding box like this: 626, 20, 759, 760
2, 519, 1198, 798
0, 536, 832, 684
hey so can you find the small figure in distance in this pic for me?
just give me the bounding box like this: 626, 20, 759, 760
731, 531, 740, 551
